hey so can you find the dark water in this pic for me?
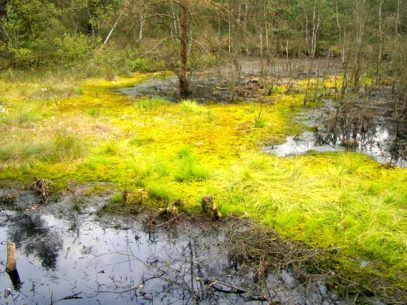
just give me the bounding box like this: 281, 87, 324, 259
0, 189, 347, 305
267, 92, 407, 167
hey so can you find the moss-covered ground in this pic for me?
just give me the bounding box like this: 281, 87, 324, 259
0, 72, 406, 300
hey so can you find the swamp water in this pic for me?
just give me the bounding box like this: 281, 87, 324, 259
0, 189, 346, 305
267, 90, 407, 167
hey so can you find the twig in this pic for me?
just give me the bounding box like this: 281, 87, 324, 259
54, 292, 83, 303
206, 280, 248, 294
155, 213, 184, 228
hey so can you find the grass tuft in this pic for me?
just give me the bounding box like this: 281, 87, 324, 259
48, 133, 87, 161
180, 99, 201, 113
254, 116, 266, 128
174, 147, 210, 182
0, 139, 47, 162
110, 191, 123, 204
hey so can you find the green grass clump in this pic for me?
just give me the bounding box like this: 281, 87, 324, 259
0, 139, 47, 162
16, 110, 43, 126
254, 116, 266, 128
180, 99, 201, 113
110, 191, 123, 204
147, 182, 176, 201
48, 133, 87, 161
174, 147, 210, 182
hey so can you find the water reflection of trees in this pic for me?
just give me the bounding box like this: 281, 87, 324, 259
322, 98, 407, 164
89, 222, 272, 305
8, 214, 62, 269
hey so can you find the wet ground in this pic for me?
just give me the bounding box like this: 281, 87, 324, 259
119, 57, 340, 103
0, 189, 347, 305
267, 89, 407, 167
118, 75, 263, 103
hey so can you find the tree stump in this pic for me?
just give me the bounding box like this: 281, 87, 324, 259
6, 241, 21, 289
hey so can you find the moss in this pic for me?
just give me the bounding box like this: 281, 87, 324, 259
0, 72, 406, 298
110, 191, 123, 204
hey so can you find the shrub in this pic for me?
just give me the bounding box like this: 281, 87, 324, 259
128, 57, 164, 72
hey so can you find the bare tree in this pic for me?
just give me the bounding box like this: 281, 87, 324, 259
376, 0, 384, 85
310, 0, 321, 58
178, 0, 190, 98
352, 0, 367, 89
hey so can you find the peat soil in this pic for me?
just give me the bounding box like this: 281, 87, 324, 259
0, 188, 351, 305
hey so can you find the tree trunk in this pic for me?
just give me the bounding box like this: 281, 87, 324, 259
179, 0, 190, 99
311, 0, 321, 58
301, 0, 310, 56
395, 0, 400, 39
138, 4, 147, 42
353, 0, 366, 89
376, 0, 384, 85
264, 1, 269, 55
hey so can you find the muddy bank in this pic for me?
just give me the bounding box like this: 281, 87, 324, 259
119, 57, 341, 103
0, 188, 353, 305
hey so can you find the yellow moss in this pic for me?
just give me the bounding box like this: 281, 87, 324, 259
83, 71, 171, 89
